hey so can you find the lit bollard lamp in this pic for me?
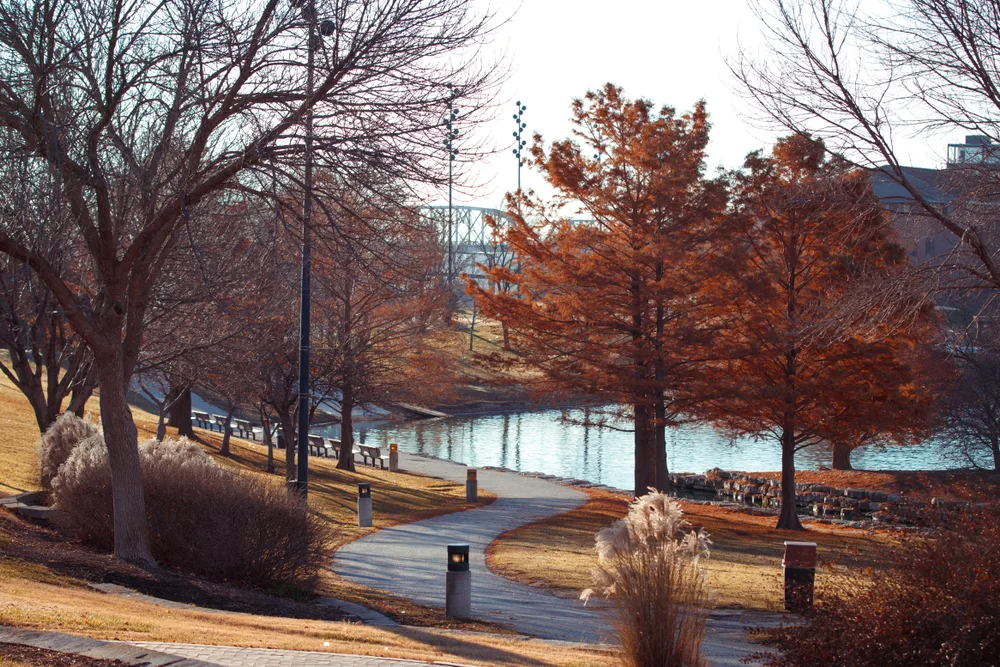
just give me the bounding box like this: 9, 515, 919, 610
357, 482, 373, 528
783, 541, 817, 612
466, 468, 478, 503
446, 543, 471, 619
389, 443, 399, 472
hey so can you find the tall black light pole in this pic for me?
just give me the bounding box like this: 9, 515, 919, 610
292, 0, 336, 498
444, 86, 460, 283
512, 101, 526, 191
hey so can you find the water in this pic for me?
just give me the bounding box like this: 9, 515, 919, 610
318, 407, 973, 492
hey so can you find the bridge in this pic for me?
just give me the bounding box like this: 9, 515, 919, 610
417, 205, 512, 282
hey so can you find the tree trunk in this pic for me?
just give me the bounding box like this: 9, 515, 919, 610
337, 386, 356, 471
279, 410, 296, 481
468, 306, 477, 352
777, 428, 804, 530
653, 393, 669, 492
167, 387, 193, 437
220, 404, 236, 457
155, 406, 167, 441
831, 441, 853, 470
68, 382, 96, 418
633, 403, 656, 496
992, 435, 1000, 472
502, 321, 510, 350
95, 353, 155, 565
260, 406, 275, 474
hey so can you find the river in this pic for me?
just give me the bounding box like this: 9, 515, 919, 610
317, 407, 971, 492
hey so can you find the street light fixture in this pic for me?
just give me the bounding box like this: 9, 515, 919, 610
512, 101, 527, 191
291, 0, 335, 499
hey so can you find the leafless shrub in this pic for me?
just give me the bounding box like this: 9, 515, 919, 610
53, 436, 327, 590
582, 491, 712, 667
37, 412, 99, 489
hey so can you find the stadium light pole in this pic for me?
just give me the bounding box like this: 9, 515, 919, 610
444, 86, 460, 283
512, 101, 526, 191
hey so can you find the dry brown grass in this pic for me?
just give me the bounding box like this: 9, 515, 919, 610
0, 371, 506, 632
0, 564, 610, 666
487, 488, 895, 611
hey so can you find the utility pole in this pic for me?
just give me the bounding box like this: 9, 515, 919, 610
512, 101, 527, 191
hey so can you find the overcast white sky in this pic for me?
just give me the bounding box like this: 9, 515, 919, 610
446, 0, 961, 209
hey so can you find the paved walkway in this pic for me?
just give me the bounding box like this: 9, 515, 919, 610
124, 642, 463, 666
333, 454, 781, 664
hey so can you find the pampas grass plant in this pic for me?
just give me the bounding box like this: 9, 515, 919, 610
582, 491, 712, 667
37, 412, 98, 489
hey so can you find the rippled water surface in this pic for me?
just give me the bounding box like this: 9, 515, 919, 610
320, 408, 970, 492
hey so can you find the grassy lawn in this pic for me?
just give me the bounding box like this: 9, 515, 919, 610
0, 549, 610, 666
487, 488, 895, 611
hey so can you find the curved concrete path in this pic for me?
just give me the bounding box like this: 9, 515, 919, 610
333, 454, 781, 665
334, 454, 601, 643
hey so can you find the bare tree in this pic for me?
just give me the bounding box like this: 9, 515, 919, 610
735, 0, 1000, 299
0, 0, 499, 564
941, 329, 1000, 471
310, 184, 450, 470
0, 255, 97, 430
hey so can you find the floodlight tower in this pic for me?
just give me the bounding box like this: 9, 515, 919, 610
512, 101, 527, 191
444, 86, 460, 282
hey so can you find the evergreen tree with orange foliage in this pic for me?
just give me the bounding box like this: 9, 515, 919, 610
470, 84, 726, 496
697, 135, 941, 530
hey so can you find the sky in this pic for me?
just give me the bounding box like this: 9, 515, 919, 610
445, 0, 781, 208
446, 0, 962, 210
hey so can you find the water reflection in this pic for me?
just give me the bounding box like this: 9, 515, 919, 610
319, 408, 971, 492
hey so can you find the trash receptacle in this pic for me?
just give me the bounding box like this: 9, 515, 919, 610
783, 541, 817, 612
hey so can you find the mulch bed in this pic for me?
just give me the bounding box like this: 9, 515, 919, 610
0, 642, 129, 666
0, 511, 350, 622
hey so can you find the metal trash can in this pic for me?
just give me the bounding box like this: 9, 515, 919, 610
783, 541, 817, 612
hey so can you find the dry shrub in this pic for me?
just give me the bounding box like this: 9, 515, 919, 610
582, 491, 712, 667
756, 507, 1000, 666
37, 412, 98, 489
53, 436, 327, 590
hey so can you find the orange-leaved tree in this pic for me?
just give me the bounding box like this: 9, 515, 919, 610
697, 135, 941, 529
470, 84, 726, 496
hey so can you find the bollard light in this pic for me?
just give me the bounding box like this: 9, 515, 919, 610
357, 482, 373, 527
389, 443, 399, 472
782, 541, 817, 612
466, 468, 478, 503
446, 543, 472, 619
447, 543, 470, 571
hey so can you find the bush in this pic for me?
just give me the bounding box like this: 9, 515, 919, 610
756, 508, 1000, 666
582, 491, 712, 667
53, 436, 327, 590
37, 412, 98, 489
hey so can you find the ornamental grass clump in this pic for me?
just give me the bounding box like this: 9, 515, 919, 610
37, 412, 98, 489
52, 436, 327, 590
582, 491, 712, 667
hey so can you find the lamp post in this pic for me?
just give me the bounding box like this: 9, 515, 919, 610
512, 101, 526, 191
443, 85, 460, 283
291, 0, 336, 498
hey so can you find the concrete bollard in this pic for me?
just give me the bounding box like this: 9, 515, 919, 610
466, 468, 478, 503
446, 544, 471, 619
783, 541, 817, 612
389, 443, 399, 472
357, 483, 373, 528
